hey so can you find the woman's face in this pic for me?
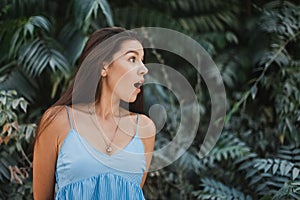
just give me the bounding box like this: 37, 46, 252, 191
103, 39, 148, 103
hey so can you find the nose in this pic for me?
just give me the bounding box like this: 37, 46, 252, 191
138, 63, 148, 76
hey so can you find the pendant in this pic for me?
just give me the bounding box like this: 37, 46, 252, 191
106, 146, 113, 153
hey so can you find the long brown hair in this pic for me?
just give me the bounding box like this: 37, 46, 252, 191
36, 27, 144, 137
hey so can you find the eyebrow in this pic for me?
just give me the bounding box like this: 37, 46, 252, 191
124, 50, 144, 60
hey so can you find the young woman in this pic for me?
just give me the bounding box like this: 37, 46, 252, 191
33, 27, 156, 199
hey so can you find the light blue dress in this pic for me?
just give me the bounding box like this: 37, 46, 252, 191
55, 106, 146, 200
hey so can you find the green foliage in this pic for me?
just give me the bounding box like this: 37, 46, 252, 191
141, 1, 300, 199
193, 178, 252, 200
0, 90, 35, 199
74, 0, 114, 32
1, 0, 300, 199
0, 0, 114, 198
0, 0, 114, 110
18, 37, 70, 77
199, 132, 251, 166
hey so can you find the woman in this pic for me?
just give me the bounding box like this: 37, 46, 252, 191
33, 27, 156, 200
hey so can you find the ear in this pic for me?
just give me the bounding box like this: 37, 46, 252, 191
101, 68, 107, 77
101, 63, 109, 77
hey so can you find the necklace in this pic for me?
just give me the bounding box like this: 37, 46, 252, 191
88, 104, 121, 154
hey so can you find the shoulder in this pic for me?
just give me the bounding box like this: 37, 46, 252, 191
35, 105, 72, 153
37, 105, 70, 139
137, 114, 156, 140
138, 114, 156, 131
39, 106, 68, 128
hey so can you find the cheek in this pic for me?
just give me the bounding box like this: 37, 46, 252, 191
115, 71, 135, 92
109, 66, 137, 101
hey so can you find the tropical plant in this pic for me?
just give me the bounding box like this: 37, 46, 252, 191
0, 0, 114, 199
192, 1, 300, 200
0, 90, 35, 199
0, 0, 114, 118
1, 0, 300, 199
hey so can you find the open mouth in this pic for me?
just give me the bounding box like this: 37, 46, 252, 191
134, 81, 143, 89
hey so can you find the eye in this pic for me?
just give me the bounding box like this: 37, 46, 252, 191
129, 56, 136, 63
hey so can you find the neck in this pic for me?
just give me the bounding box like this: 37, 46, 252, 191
94, 85, 121, 120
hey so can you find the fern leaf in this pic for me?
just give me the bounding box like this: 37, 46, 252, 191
254, 159, 300, 180
200, 132, 250, 166
277, 145, 300, 166
177, 150, 204, 173
193, 178, 252, 200
273, 180, 300, 200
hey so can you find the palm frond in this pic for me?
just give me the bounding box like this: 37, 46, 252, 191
74, 0, 114, 32
178, 11, 236, 33
18, 37, 70, 77
166, 0, 239, 14
165, 0, 240, 32
113, 7, 215, 54
9, 15, 51, 58
58, 22, 88, 65
113, 7, 182, 30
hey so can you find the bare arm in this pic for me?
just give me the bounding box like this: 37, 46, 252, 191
33, 107, 69, 199
139, 114, 156, 188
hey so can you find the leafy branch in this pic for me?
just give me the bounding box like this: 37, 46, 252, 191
225, 4, 300, 124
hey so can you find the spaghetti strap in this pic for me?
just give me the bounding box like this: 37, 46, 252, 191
55, 109, 146, 199
65, 106, 74, 130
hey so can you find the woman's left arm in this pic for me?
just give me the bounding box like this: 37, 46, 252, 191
139, 114, 156, 188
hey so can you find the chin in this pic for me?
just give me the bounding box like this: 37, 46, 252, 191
128, 96, 137, 103
120, 94, 137, 104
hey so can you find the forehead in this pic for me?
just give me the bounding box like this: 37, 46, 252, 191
113, 40, 144, 60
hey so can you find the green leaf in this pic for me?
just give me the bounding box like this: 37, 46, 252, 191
18, 38, 70, 77
12, 99, 20, 109
74, 0, 114, 31
97, 0, 114, 26
0, 159, 10, 180
250, 85, 257, 99
292, 168, 300, 180
0, 96, 7, 105
273, 163, 279, 174
20, 99, 27, 113
30, 16, 51, 32
280, 161, 286, 176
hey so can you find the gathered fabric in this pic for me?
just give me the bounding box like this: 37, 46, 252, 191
56, 173, 144, 200
55, 106, 146, 200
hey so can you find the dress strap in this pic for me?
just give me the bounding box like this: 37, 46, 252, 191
65, 106, 74, 130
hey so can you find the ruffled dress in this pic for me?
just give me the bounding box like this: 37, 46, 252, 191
55, 107, 146, 200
